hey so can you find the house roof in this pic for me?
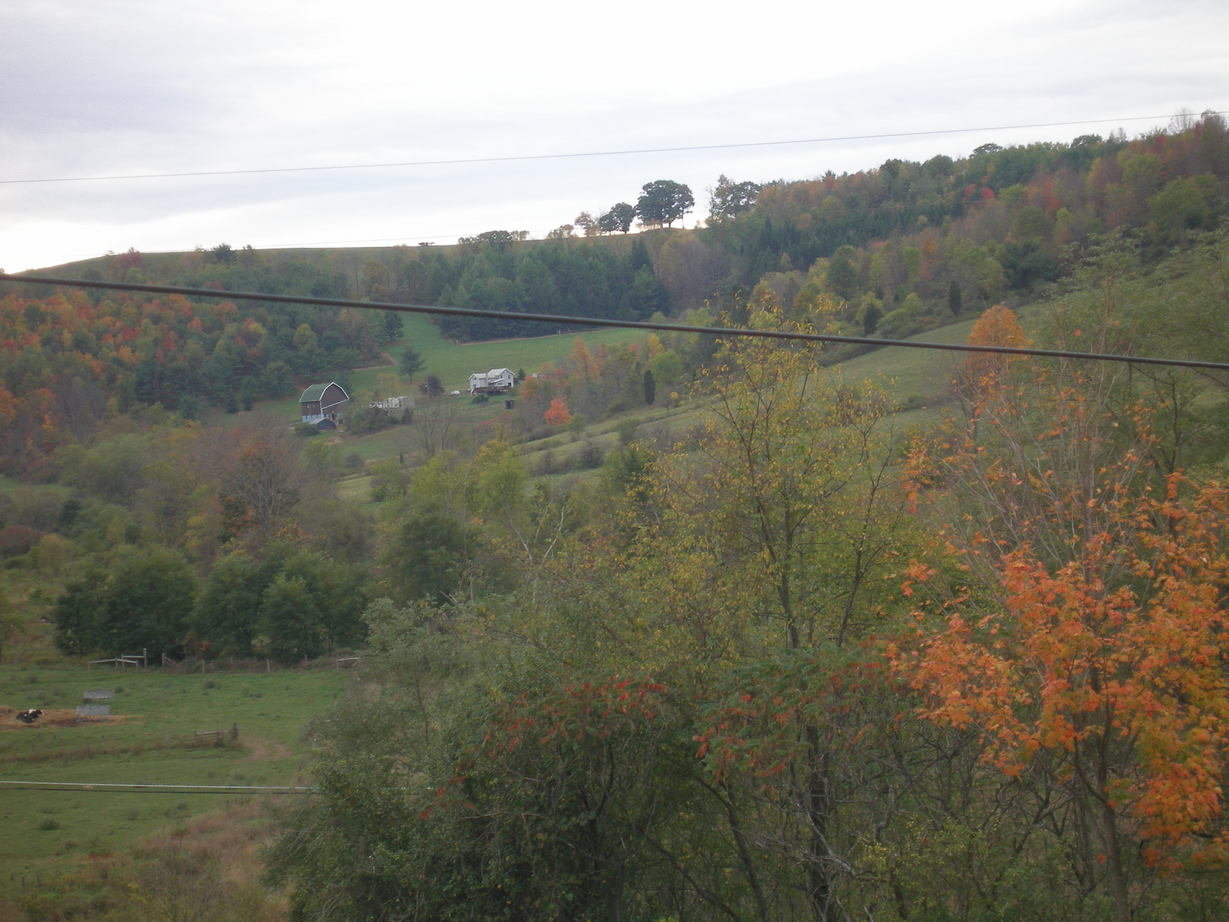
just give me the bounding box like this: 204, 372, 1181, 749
299, 382, 349, 403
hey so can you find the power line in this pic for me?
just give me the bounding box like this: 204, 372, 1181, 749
2, 113, 1216, 186
3, 273, 1227, 373
0, 780, 316, 795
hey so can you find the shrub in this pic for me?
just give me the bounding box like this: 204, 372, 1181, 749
578, 440, 605, 470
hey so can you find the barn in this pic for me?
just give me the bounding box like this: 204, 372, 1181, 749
299, 382, 350, 426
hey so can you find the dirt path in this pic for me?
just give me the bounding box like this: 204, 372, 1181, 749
240, 736, 293, 760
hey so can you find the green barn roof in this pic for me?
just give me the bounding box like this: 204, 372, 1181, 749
300, 382, 348, 403
300, 383, 328, 402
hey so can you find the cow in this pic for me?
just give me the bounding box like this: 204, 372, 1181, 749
16, 709, 43, 724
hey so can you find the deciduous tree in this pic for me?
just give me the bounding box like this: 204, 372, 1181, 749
544, 396, 571, 426
707, 174, 761, 222
636, 179, 694, 228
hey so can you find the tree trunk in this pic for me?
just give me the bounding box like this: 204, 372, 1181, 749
806, 727, 836, 921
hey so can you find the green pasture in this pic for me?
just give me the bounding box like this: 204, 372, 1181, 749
0, 666, 348, 876
391, 313, 648, 392
840, 319, 977, 400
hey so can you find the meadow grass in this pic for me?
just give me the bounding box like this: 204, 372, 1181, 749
0, 665, 347, 878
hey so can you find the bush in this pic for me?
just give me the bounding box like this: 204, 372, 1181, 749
578, 440, 605, 470
534, 450, 558, 476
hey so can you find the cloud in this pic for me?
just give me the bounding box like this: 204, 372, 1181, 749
1, 0, 1226, 270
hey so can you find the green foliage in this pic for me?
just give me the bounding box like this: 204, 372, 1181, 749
708, 174, 761, 222
702, 115, 1227, 330
192, 552, 265, 657
53, 546, 195, 659
398, 345, 425, 380
430, 235, 665, 341
384, 509, 475, 603
636, 179, 694, 228
193, 545, 369, 661
275, 316, 937, 920
256, 575, 323, 663
367, 457, 409, 502
344, 402, 396, 435
597, 202, 636, 234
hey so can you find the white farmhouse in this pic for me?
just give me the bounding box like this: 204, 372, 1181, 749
468, 368, 516, 395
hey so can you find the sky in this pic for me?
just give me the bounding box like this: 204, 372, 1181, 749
2, 0, 1227, 273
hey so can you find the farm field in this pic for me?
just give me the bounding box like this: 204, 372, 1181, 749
0, 665, 348, 881
202, 312, 652, 433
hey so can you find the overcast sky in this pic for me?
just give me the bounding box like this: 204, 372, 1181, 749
2, 0, 1226, 272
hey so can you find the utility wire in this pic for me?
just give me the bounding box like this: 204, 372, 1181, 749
0, 780, 316, 795
3, 274, 1227, 372
2, 113, 1219, 186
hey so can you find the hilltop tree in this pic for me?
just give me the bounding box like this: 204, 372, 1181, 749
573, 212, 597, 237
598, 202, 637, 234
636, 180, 694, 228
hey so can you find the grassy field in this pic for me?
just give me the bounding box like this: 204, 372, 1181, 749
0, 665, 348, 880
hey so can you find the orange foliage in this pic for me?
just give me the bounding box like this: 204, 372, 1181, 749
544, 397, 571, 426
959, 304, 1029, 399
902, 347, 1229, 870
899, 477, 1229, 862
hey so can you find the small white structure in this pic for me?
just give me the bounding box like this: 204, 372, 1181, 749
468, 368, 516, 395
370, 396, 413, 411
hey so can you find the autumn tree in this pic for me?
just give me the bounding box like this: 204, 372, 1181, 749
899, 326, 1229, 918
573, 211, 597, 237
218, 429, 307, 545
951, 303, 1029, 414
543, 396, 571, 426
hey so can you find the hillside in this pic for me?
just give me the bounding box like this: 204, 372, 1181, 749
1, 116, 1228, 920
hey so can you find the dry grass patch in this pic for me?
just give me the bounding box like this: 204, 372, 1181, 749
3, 800, 290, 921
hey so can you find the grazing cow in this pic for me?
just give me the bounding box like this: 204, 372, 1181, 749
16, 709, 43, 724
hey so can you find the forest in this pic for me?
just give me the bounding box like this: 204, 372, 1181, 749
1, 113, 1228, 920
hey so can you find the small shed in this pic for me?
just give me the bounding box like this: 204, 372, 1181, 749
300, 382, 350, 426
370, 395, 413, 411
